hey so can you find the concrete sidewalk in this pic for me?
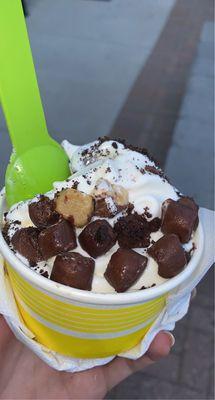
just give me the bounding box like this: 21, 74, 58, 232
107, 21, 214, 400
0, 0, 175, 185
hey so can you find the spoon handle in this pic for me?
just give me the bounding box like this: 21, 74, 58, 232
0, 0, 50, 156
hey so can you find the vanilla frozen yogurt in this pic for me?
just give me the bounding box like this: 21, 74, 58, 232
3, 138, 199, 293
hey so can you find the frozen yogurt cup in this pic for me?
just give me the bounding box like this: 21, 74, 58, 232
0, 138, 204, 358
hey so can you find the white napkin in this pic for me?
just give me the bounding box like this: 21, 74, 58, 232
0, 208, 214, 372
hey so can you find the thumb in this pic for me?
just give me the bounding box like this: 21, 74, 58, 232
104, 331, 174, 391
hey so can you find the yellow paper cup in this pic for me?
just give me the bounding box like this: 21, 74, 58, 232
0, 192, 204, 358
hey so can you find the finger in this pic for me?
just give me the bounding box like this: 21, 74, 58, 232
104, 330, 174, 391
0, 315, 14, 350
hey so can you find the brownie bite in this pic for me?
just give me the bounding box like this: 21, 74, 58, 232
104, 248, 148, 292
161, 197, 199, 243
38, 219, 77, 259
148, 234, 187, 278
12, 227, 43, 264
114, 213, 160, 248
51, 252, 95, 290
79, 219, 117, 258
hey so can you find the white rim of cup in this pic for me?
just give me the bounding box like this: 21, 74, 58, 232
0, 190, 204, 305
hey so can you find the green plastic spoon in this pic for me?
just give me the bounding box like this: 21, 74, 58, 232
0, 0, 70, 208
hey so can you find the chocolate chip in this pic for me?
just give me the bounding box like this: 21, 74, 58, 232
29, 196, 59, 228
38, 220, 77, 259
79, 219, 117, 258
104, 248, 148, 292
114, 213, 151, 248
50, 252, 95, 290
11, 227, 43, 263
94, 197, 118, 218
161, 197, 199, 243
148, 234, 187, 278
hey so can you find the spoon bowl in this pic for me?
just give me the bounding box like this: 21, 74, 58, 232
6, 142, 70, 207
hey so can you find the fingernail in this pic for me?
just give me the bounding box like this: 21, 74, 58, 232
164, 331, 175, 347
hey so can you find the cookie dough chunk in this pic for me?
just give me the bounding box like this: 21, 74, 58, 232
148, 234, 187, 278
55, 188, 94, 227
51, 252, 95, 290
104, 248, 148, 292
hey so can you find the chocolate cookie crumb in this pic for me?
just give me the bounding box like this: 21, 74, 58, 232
112, 142, 118, 149
71, 181, 79, 190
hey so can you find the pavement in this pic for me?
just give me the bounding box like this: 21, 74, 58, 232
0, 1, 214, 399
107, 20, 214, 400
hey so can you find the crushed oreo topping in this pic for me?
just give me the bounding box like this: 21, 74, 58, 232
112, 142, 118, 149
141, 283, 156, 290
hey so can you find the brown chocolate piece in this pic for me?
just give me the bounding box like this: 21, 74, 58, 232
51, 252, 95, 290
148, 234, 187, 278
38, 220, 77, 259
178, 197, 199, 230
29, 196, 59, 228
114, 214, 160, 248
12, 227, 43, 263
149, 217, 161, 232
79, 219, 117, 258
161, 197, 199, 243
104, 248, 148, 292
94, 196, 118, 218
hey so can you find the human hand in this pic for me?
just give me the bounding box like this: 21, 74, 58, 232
0, 315, 174, 399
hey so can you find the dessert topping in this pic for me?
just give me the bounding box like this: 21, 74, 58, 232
148, 234, 187, 278
114, 213, 161, 248
104, 248, 148, 292
29, 196, 59, 228
161, 197, 199, 243
12, 227, 43, 263
55, 188, 94, 228
38, 219, 77, 259
51, 252, 95, 290
79, 219, 117, 258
